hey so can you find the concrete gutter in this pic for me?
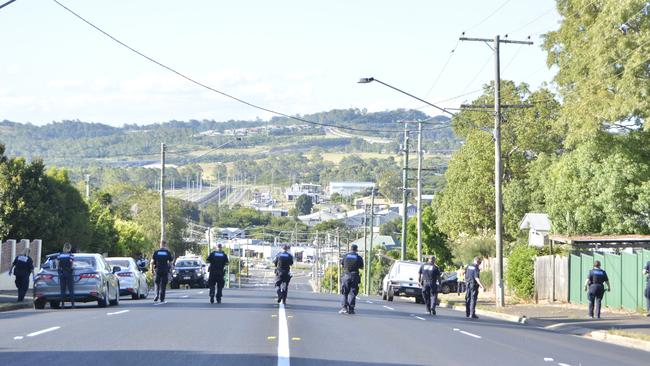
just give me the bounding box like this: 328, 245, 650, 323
0, 301, 31, 312
588, 330, 650, 352
439, 302, 528, 324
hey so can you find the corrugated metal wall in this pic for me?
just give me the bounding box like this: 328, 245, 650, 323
569, 250, 650, 311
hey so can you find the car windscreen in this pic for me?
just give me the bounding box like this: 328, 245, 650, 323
106, 259, 131, 268
176, 260, 200, 267
73, 256, 97, 269
398, 264, 421, 278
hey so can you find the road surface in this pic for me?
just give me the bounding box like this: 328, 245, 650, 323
0, 268, 647, 366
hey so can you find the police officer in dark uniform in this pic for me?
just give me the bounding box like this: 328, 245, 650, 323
584, 260, 610, 319
465, 256, 486, 319
57, 243, 75, 308
206, 243, 229, 304
273, 245, 293, 304
9, 248, 34, 302
419, 256, 441, 316
644, 260, 650, 316
152, 242, 174, 303
339, 244, 364, 315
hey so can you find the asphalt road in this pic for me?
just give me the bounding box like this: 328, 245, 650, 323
0, 268, 648, 366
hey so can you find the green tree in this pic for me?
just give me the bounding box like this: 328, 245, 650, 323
435, 83, 562, 238
295, 194, 313, 215
406, 206, 451, 267
115, 219, 155, 257
543, 0, 650, 145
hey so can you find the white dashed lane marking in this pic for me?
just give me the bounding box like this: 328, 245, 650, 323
107, 310, 129, 316
453, 328, 482, 339
13, 336, 24, 340
383, 305, 395, 311
543, 358, 554, 362
27, 326, 61, 337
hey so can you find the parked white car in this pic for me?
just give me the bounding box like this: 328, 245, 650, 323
381, 260, 424, 303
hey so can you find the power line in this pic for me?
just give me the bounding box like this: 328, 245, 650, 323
50, 0, 422, 135
464, 0, 512, 33
0, 0, 17, 11
422, 39, 461, 100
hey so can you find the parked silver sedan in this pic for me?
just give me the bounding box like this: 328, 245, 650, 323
33, 253, 121, 309
106, 257, 149, 300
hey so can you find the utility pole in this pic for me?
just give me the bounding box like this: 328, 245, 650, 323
336, 228, 341, 294
460, 34, 533, 307
368, 187, 376, 295
84, 174, 91, 200
363, 204, 368, 294
416, 121, 423, 263
160, 143, 166, 246
401, 123, 409, 261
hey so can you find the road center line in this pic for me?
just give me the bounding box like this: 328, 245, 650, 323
27, 326, 61, 337
366, 300, 373, 304
13, 336, 24, 340
414, 316, 426, 320
557, 363, 571, 366
277, 303, 290, 366
543, 358, 554, 362
107, 310, 129, 316
383, 305, 394, 311
459, 330, 482, 339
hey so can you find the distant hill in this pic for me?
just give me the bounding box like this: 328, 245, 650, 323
0, 109, 457, 167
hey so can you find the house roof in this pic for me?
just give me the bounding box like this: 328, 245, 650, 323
519, 213, 552, 232
350, 235, 397, 248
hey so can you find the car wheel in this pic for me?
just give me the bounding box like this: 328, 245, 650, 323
140, 285, 148, 299
441, 284, 451, 294
110, 285, 120, 306
34, 299, 46, 309
415, 296, 424, 304
132, 287, 140, 300
171, 281, 179, 290
49, 300, 61, 309
381, 290, 387, 301
387, 287, 394, 302
98, 284, 108, 308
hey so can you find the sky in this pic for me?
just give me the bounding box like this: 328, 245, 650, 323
0, 0, 562, 126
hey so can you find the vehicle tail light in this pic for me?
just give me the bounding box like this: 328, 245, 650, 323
117, 272, 133, 277
37, 274, 54, 281
80, 273, 100, 279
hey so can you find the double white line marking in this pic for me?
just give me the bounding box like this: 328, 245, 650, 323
277, 303, 290, 366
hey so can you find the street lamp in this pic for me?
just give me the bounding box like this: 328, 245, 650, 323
358, 77, 454, 262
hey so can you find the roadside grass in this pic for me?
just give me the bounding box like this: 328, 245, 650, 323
608, 329, 650, 342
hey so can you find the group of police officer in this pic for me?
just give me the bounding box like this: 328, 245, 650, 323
9, 242, 650, 319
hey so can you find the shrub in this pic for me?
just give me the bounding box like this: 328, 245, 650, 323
481, 269, 493, 290
505, 244, 537, 299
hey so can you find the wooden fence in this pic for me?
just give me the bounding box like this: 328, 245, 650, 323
534, 255, 569, 302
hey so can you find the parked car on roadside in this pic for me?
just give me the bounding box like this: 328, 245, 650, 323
381, 260, 425, 303
439, 272, 460, 294
33, 253, 121, 309
106, 257, 149, 300
170, 256, 208, 289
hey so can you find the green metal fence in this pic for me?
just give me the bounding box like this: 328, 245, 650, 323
569, 250, 650, 311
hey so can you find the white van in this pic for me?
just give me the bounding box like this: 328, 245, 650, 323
381, 260, 424, 303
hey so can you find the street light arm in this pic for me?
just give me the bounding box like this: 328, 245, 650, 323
0, 0, 17, 11
359, 77, 456, 117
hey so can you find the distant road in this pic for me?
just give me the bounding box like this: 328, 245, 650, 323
325, 127, 392, 144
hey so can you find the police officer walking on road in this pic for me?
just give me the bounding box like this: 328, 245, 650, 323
9, 248, 34, 302
465, 256, 486, 319
419, 256, 441, 316
207, 243, 229, 304
152, 241, 174, 303
136, 253, 148, 272
643, 261, 650, 316
584, 260, 610, 319
339, 244, 364, 315
57, 243, 75, 309
274, 245, 294, 305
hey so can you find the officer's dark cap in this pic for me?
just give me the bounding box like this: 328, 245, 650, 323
351, 244, 358, 251
282, 244, 290, 250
